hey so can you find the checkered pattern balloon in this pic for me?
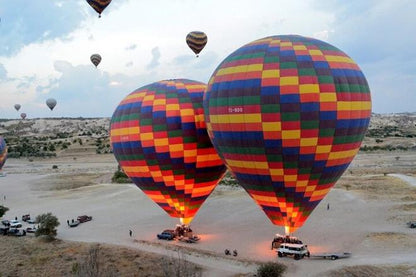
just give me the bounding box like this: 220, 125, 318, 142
203, 35, 371, 233
0, 137, 7, 171
110, 79, 226, 224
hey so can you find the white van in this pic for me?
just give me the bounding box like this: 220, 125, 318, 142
277, 243, 310, 260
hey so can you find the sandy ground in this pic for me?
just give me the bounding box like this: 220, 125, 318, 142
1, 151, 416, 276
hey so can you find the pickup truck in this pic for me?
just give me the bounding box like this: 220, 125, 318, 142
77, 215, 92, 223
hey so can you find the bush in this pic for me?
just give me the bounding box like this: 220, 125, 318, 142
35, 212, 60, 240
111, 169, 131, 184
52, 165, 58, 169
0, 205, 9, 217
257, 262, 287, 277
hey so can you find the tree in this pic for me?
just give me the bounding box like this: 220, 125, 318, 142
0, 205, 9, 218
35, 212, 60, 240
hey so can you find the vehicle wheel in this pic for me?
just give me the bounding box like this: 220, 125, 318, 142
294, 254, 300, 260
331, 255, 338, 260
278, 252, 283, 257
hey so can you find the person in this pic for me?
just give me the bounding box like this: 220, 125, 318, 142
327, 203, 330, 210
129, 229, 132, 237
67, 220, 69, 226
233, 250, 238, 257
224, 249, 230, 255
15, 216, 17, 220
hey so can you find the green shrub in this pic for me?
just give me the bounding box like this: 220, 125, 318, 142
0, 205, 9, 217
111, 169, 131, 183
257, 262, 287, 277
35, 213, 60, 240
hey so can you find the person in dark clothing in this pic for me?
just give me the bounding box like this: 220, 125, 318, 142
129, 230, 132, 237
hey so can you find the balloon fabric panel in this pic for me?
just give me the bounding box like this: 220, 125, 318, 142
110, 79, 226, 224
0, 137, 7, 171
203, 35, 371, 233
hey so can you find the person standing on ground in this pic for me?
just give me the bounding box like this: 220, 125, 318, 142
327, 203, 330, 210
129, 229, 132, 237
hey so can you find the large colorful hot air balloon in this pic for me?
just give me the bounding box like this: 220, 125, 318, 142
86, 0, 112, 18
110, 79, 226, 225
90, 54, 102, 67
0, 136, 7, 172
46, 98, 57, 111
14, 104, 21, 111
20, 113, 27, 120
186, 31, 207, 57
203, 35, 371, 234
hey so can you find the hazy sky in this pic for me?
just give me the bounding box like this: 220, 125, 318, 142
0, 0, 415, 118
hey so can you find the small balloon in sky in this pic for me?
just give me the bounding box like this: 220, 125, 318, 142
46, 98, 57, 111
90, 54, 102, 67
186, 31, 208, 57
86, 0, 112, 18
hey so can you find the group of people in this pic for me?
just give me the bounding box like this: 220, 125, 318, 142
224, 249, 238, 256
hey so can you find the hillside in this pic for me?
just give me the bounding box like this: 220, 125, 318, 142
0, 113, 415, 158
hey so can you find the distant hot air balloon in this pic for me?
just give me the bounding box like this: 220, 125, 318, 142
110, 79, 226, 225
86, 0, 112, 18
90, 54, 102, 67
14, 104, 21, 111
203, 35, 372, 234
20, 113, 27, 120
186, 31, 207, 57
0, 136, 7, 172
46, 98, 57, 111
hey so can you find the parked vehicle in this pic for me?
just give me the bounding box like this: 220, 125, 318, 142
77, 215, 92, 223
26, 226, 37, 233
22, 214, 30, 222
69, 220, 80, 228
157, 230, 175, 240
27, 218, 38, 224
7, 228, 26, 236
0, 226, 9, 235
407, 221, 416, 228
1, 219, 10, 226
9, 220, 22, 228
310, 252, 351, 260
277, 243, 310, 260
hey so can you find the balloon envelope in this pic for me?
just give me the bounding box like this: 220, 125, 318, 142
86, 0, 112, 17
20, 113, 27, 120
46, 98, 57, 111
90, 54, 102, 67
110, 79, 226, 224
203, 35, 372, 234
0, 136, 7, 171
14, 104, 21, 111
186, 31, 207, 56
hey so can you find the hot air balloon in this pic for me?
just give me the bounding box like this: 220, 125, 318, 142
203, 35, 372, 234
110, 79, 226, 225
90, 54, 102, 67
20, 113, 27, 120
14, 104, 21, 111
86, 0, 112, 18
186, 31, 207, 57
46, 98, 57, 111
0, 136, 7, 173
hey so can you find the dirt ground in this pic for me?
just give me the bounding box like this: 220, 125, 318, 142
1, 150, 416, 276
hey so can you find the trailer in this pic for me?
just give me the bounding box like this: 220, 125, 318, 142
310, 252, 351, 260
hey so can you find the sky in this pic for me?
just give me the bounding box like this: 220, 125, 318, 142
0, 0, 415, 118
